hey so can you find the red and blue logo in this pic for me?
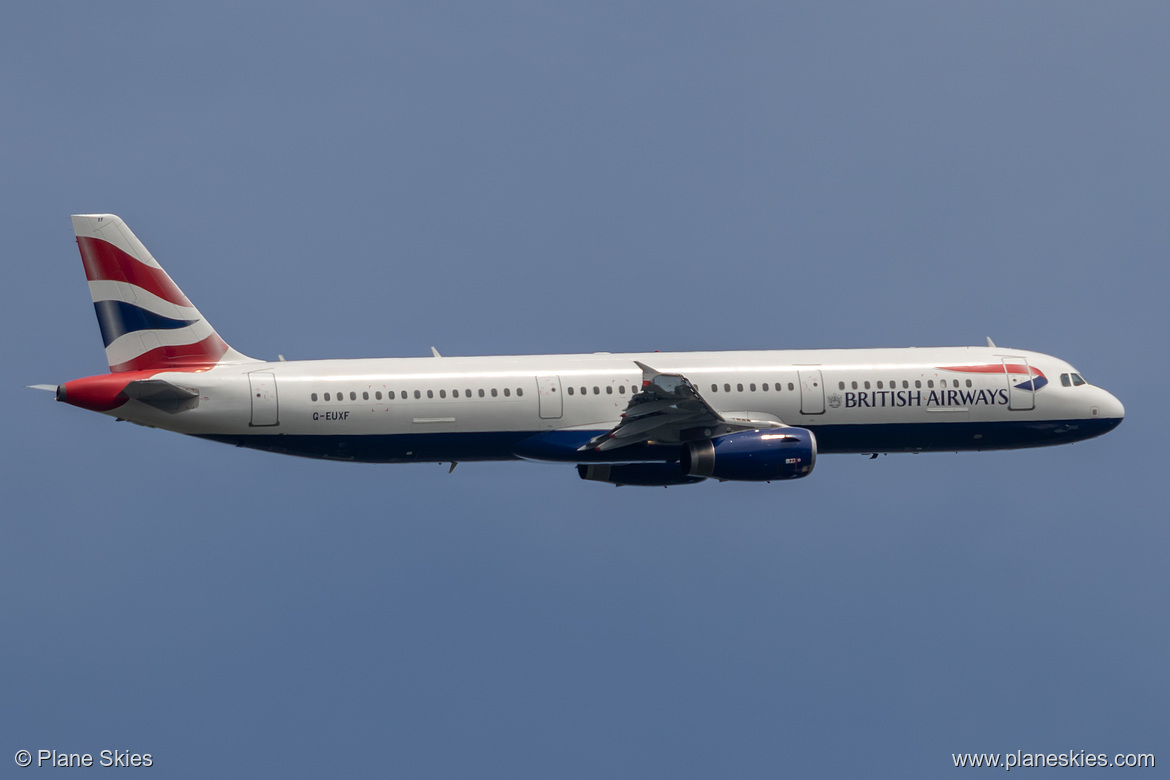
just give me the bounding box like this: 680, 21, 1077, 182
77, 233, 229, 373
940, 363, 1048, 392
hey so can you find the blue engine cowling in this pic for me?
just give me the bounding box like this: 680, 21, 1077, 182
577, 463, 706, 486
683, 428, 816, 481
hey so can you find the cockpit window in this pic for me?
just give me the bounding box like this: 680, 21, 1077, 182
1061, 373, 1071, 387
1071, 373, 1086, 386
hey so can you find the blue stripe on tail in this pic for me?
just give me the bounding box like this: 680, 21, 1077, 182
93, 300, 199, 347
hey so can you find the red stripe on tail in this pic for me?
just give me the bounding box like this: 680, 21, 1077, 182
77, 237, 192, 307
108, 333, 229, 373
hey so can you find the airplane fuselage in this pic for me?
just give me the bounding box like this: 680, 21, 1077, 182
61, 345, 1124, 465
53, 214, 1124, 486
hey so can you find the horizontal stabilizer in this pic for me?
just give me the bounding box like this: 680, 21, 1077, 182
121, 379, 200, 413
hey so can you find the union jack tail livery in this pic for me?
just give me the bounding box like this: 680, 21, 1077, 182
72, 214, 253, 372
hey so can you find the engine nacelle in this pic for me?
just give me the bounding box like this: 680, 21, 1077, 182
577, 463, 706, 487
684, 428, 817, 481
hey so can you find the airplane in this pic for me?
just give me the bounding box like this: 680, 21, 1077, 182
42, 214, 1124, 486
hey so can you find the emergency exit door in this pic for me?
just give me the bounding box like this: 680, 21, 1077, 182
798, 369, 825, 415
536, 375, 563, 419
248, 371, 279, 426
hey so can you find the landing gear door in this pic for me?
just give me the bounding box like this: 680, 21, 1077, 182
536, 375, 563, 419
1002, 357, 1035, 411
249, 371, 279, 426
798, 369, 825, 415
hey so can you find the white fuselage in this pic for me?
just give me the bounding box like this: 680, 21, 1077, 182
99, 345, 1124, 464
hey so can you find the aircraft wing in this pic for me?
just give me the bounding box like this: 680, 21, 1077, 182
579, 361, 779, 452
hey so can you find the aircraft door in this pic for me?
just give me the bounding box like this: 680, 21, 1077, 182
536, 375, 563, 419
1002, 358, 1036, 411
248, 371, 279, 426
798, 369, 825, 415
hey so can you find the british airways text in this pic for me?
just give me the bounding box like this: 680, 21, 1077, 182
845, 389, 1010, 408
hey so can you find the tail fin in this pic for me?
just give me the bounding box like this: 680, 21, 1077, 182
72, 214, 254, 373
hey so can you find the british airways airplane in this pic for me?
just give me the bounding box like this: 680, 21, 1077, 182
45, 214, 1124, 486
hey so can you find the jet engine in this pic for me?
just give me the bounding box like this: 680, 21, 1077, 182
683, 428, 816, 481
577, 428, 817, 486
576, 462, 706, 487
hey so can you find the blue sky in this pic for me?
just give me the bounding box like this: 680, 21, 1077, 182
3, 3, 1166, 776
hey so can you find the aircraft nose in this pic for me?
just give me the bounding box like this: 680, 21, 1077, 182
1096, 389, 1125, 423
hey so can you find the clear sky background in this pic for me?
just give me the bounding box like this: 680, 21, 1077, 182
3, 3, 1167, 777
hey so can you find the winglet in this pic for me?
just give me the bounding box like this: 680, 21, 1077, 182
986, 337, 997, 348
633, 360, 659, 387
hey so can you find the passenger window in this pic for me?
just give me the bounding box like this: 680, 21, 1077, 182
619, 386, 626, 394
606, 386, 612, 394
491, 388, 498, 397
517, 388, 523, 397
439, 389, 446, 398
593, 387, 600, 395
451, 389, 458, 398
724, 383, 731, 392
927, 380, 934, 388
311, 393, 318, 402
851, 381, 857, 390
568, 386, 574, 395
761, 383, 769, 391
363, 391, 369, 400
915, 380, 921, 388
864, 381, 871, 390
387, 391, 395, 400
876, 381, 883, 389
478, 389, 485, 397
750, 383, 757, 392
414, 390, 421, 399
903, 380, 909, 389
711, 384, 718, 392
737, 383, 743, 392
966, 379, 972, 387
838, 382, 845, 390
787, 383, 794, 391
349, 391, 357, 401
504, 388, 511, 397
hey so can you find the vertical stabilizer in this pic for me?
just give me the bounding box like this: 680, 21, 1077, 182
72, 214, 254, 372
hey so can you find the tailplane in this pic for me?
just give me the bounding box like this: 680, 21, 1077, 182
72, 214, 255, 372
